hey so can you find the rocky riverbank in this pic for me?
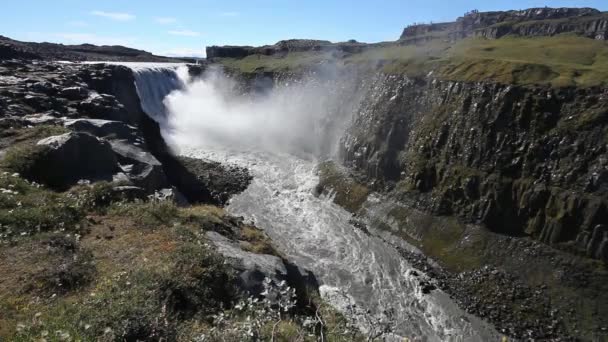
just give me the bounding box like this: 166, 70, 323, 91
0, 59, 363, 341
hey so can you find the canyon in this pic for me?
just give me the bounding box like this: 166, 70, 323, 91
0, 5, 607, 342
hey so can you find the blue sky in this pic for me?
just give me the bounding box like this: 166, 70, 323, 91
1, 1, 606, 57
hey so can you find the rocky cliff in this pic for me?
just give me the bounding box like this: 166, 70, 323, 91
341, 74, 608, 262
400, 7, 608, 41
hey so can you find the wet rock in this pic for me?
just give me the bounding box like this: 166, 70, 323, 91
586, 224, 608, 259
176, 156, 252, 205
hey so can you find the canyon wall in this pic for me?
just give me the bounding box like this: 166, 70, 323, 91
341, 74, 608, 261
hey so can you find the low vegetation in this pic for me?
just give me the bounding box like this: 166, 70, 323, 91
0, 125, 364, 341
218, 34, 608, 87
219, 51, 338, 73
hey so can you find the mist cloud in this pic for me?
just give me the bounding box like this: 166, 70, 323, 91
163, 67, 360, 159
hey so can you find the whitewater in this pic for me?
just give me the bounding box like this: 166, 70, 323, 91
129, 63, 502, 341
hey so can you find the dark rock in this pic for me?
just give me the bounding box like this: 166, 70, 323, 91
77, 92, 129, 122
64, 118, 140, 142
59, 86, 88, 100
206, 231, 289, 297
342, 74, 608, 260
109, 140, 168, 193
176, 156, 252, 205
34, 132, 118, 189
28, 81, 57, 95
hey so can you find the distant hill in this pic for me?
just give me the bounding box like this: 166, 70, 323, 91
0, 35, 191, 62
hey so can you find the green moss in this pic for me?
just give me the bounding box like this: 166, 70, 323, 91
239, 225, 279, 255
316, 161, 369, 213
1, 143, 50, 178
383, 206, 484, 272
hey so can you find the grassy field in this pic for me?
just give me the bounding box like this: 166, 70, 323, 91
218, 34, 608, 87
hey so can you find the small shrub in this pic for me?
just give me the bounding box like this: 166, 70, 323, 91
239, 225, 278, 255
35, 235, 96, 293
1, 144, 50, 179
161, 244, 235, 318
0, 172, 87, 237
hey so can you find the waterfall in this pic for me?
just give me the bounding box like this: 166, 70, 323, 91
123, 64, 502, 341
130, 63, 189, 123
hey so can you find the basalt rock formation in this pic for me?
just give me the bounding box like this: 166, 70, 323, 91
341, 75, 608, 262
400, 7, 608, 42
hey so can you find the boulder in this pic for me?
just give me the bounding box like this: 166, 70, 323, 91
77, 92, 129, 122
64, 118, 140, 143
23, 94, 53, 111
28, 81, 57, 95
110, 140, 168, 193
35, 132, 118, 189
206, 231, 289, 297
59, 86, 89, 100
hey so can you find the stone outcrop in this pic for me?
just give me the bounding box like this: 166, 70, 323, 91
206, 231, 318, 300
34, 132, 119, 188
109, 140, 169, 193
341, 74, 608, 261
64, 118, 141, 143
400, 7, 608, 42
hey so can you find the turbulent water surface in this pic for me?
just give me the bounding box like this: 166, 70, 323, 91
130, 64, 502, 341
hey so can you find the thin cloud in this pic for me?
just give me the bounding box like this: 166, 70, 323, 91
91, 10, 135, 21
66, 20, 88, 27
168, 30, 201, 37
155, 17, 177, 24
220, 11, 240, 17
